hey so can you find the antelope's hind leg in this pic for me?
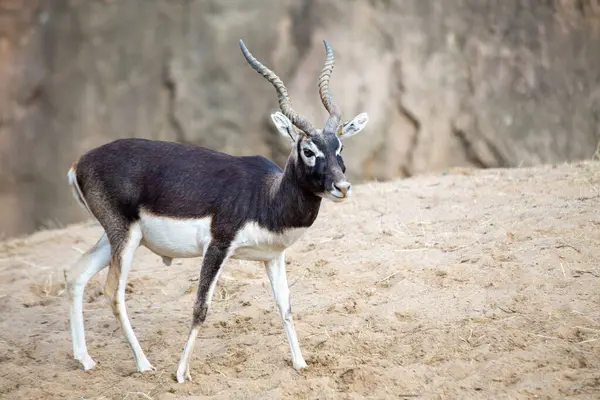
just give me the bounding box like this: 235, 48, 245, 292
64, 233, 111, 370
104, 223, 155, 372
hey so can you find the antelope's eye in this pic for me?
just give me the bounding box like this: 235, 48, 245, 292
303, 148, 315, 158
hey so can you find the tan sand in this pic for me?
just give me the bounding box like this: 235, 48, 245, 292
0, 162, 599, 399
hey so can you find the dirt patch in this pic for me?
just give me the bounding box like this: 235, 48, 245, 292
1, 162, 600, 399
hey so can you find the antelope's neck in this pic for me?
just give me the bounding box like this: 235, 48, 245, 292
267, 159, 322, 230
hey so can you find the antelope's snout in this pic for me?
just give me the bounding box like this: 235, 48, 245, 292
334, 180, 351, 196
327, 179, 352, 202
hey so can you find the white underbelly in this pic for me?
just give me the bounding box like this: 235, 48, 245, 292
139, 212, 211, 258
138, 211, 307, 262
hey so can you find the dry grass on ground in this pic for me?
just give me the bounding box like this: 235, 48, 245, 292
1, 162, 599, 399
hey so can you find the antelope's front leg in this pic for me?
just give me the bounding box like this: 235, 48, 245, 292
264, 251, 307, 370
176, 242, 228, 383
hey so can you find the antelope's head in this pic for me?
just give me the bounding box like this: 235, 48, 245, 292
240, 40, 369, 202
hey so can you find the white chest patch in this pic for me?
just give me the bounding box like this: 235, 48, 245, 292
139, 211, 307, 262
230, 222, 307, 261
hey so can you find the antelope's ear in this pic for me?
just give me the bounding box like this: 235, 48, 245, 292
271, 112, 300, 143
339, 113, 369, 139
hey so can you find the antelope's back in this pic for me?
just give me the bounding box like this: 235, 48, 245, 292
73, 138, 282, 222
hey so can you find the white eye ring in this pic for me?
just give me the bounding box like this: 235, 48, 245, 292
303, 148, 315, 158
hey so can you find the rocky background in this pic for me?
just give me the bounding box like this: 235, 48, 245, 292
1, 0, 599, 238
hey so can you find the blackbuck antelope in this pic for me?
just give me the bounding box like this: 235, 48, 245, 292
64, 39, 369, 383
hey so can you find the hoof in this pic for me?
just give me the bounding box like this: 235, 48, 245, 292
293, 359, 308, 371
136, 359, 156, 373
176, 366, 192, 383
77, 354, 97, 371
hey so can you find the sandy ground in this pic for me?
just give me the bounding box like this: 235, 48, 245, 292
0, 162, 599, 399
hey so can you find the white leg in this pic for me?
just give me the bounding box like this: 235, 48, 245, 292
265, 251, 306, 370
176, 325, 200, 383
64, 233, 111, 370
105, 223, 155, 372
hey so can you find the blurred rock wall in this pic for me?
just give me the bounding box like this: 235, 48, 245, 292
1, 0, 599, 238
